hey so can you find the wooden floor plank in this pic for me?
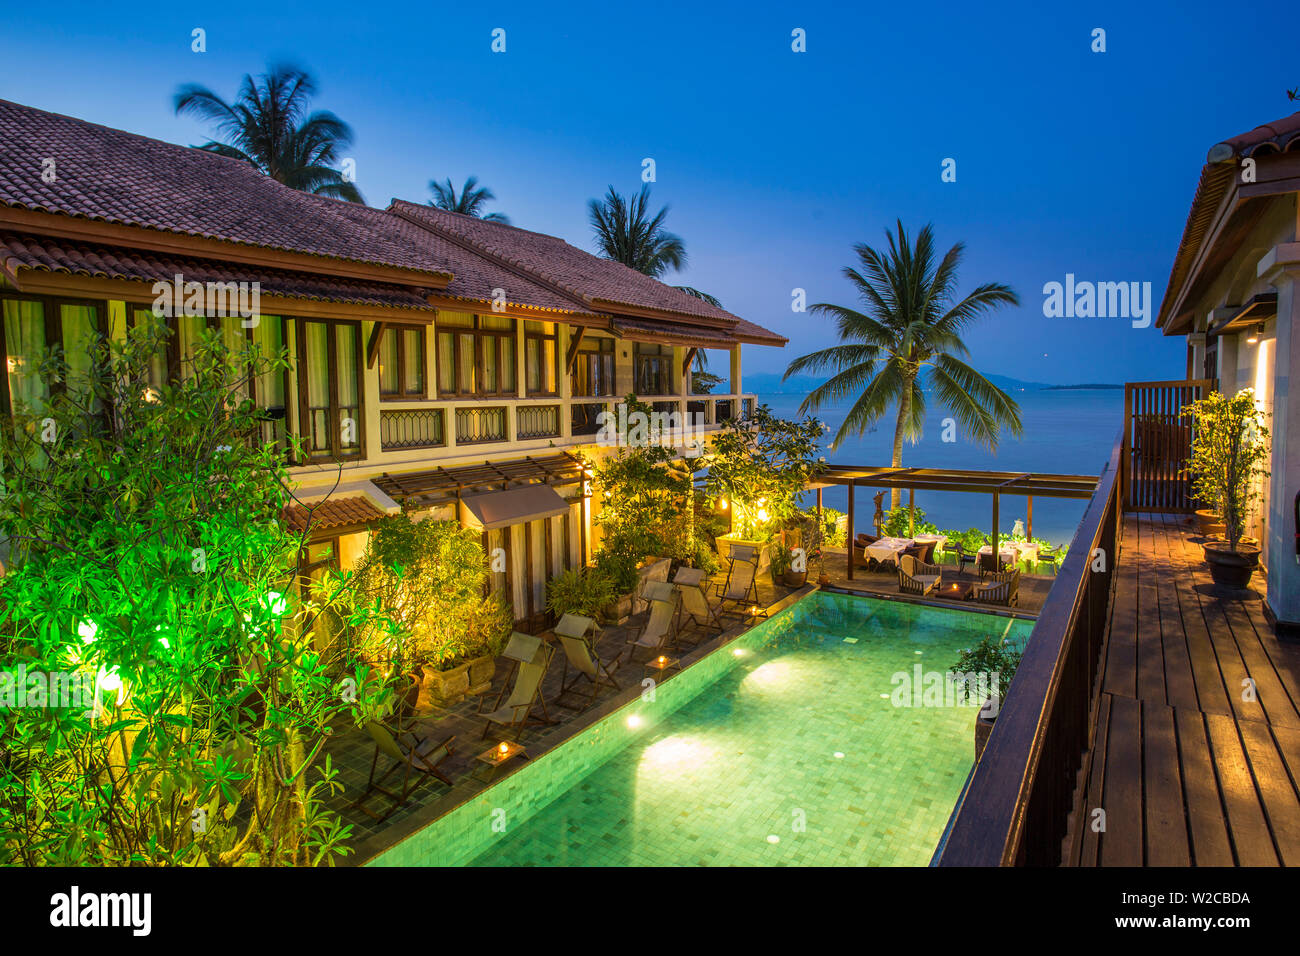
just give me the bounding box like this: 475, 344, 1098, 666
1101, 516, 1141, 700
1099, 694, 1144, 866
1203, 712, 1280, 866
1143, 701, 1190, 865
1150, 517, 1199, 709
1174, 707, 1234, 866
1236, 719, 1300, 866
1071, 693, 1113, 867
1159, 518, 1234, 715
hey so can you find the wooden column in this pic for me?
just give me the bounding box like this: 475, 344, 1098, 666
908, 487, 915, 537
523, 521, 535, 624
1027, 495, 1033, 541
846, 482, 855, 581
991, 492, 1000, 558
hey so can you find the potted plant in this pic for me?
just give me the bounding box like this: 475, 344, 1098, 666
546, 566, 616, 621
951, 635, 1024, 760
1183, 390, 1271, 591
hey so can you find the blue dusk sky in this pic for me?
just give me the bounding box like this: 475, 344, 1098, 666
1, 0, 1294, 384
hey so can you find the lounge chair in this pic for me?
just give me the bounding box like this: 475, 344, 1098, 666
478, 635, 554, 741
554, 613, 620, 710
975, 569, 1020, 607
673, 566, 724, 636
853, 533, 880, 570
898, 553, 942, 596
715, 557, 759, 617
625, 596, 678, 663
354, 723, 456, 822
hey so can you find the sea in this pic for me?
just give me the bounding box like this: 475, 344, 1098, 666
756, 387, 1126, 548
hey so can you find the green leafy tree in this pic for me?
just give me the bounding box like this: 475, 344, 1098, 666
0, 318, 393, 865
174, 63, 364, 202
428, 176, 510, 223
784, 221, 1023, 507
704, 405, 826, 540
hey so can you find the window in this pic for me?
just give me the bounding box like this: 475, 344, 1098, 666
571, 335, 615, 397
378, 326, 425, 397
524, 321, 558, 395
1, 295, 104, 415
634, 342, 673, 395
295, 318, 362, 461
436, 313, 515, 397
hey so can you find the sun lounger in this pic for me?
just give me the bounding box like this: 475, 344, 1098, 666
354, 723, 456, 821
478, 633, 555, 740
554, 613, 620, 710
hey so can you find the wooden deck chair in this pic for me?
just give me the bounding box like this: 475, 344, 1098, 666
975, 569, 1020, 607
898, 553, 942, 596
715, 558, 759, 618
554, 613, 620, 710
354, 723, 456, 821
478, 637, 555, 741
625, 596, 678, 663
673, 567, 724, 637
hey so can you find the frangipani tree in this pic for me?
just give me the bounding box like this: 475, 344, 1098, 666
704, 405, 826, 541
0, 317, 395, 865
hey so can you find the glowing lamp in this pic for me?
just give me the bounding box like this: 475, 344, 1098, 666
498, 742, 509, 756
1246, 323, 1264, 345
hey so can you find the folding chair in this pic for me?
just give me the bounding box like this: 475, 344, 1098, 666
353, 723, 456, 822
673, 566, 724, 637
624, 596, 678, 664
715, 557, 759, 618
554, 613, 620, 711
478, 635, 555, 741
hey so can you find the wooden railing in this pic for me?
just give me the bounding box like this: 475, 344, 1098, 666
1122, 379, 1215, 513
937, 430, 1122, 866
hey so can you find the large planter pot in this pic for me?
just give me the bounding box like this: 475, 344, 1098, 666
974, 696, 998, 761
1202, 540, 1262, 591
717, 534, 770, 571
467, 654, 496, 697
1193, 509, 1226, 537
600, 593, 634, 626
781, 570, 808, 588
413, 661, 471, 714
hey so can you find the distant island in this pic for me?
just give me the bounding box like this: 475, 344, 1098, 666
742, 371, 1121, 394
1041, 384, 1124, 390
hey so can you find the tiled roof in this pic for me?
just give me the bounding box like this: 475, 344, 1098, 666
283, 496, 386, 534
0, 233, 435, 311
1157, 110, 1300, 332
0, 98, 450, 278
0, 99, 786, 346
390, 200, 787, 344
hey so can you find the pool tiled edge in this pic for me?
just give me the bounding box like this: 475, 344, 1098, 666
355, 585, 818, 867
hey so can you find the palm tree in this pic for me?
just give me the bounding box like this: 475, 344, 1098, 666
174, 63, 363, 202
588, 184, 718, 371
784, 221, 1023, 507
429, 176, 510, 223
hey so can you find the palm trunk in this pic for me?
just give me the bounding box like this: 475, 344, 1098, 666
889, 376, 914, 510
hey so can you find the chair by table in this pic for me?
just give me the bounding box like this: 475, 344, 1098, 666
975, 569, 1020, 607
898, 554, 942, 596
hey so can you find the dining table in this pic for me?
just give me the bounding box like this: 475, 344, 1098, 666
978, 541, 1039, 568
863, 536, 914, 564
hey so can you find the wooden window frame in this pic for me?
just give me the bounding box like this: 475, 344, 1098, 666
524, 321, 559, 397
378, 325, 426, 399
633, 342, 673, 395
294, 317, 365, 463
0, 292, 108, 415
436, 315, 515, 398
571, 336, 615, 398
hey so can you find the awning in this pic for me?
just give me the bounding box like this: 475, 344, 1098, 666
461, 484, 570, 530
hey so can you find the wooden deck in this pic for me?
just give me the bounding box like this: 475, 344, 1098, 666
1065, 513, 1300, 866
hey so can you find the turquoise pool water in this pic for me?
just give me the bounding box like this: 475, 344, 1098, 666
469, 591, 1034, 867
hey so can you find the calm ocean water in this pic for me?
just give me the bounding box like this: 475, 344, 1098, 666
756, 388, 1126, 548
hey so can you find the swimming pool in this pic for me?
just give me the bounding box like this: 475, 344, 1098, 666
462, 591, 1034, 867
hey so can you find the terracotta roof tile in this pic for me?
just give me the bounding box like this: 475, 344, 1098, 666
283, 496, 385, 534
0, 233, 435, 311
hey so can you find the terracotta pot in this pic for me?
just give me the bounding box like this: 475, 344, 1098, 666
1202, 540, 1261, 591
782, 570, 808, 588
817, 573, 830, 587
1193, 509, 1226, 537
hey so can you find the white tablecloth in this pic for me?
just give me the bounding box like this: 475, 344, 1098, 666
864, 537, 912, 563
912, 534, 948, 551
979, 542, 1038, 565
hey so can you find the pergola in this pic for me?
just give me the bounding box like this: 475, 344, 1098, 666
811, 465, 1100, 579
